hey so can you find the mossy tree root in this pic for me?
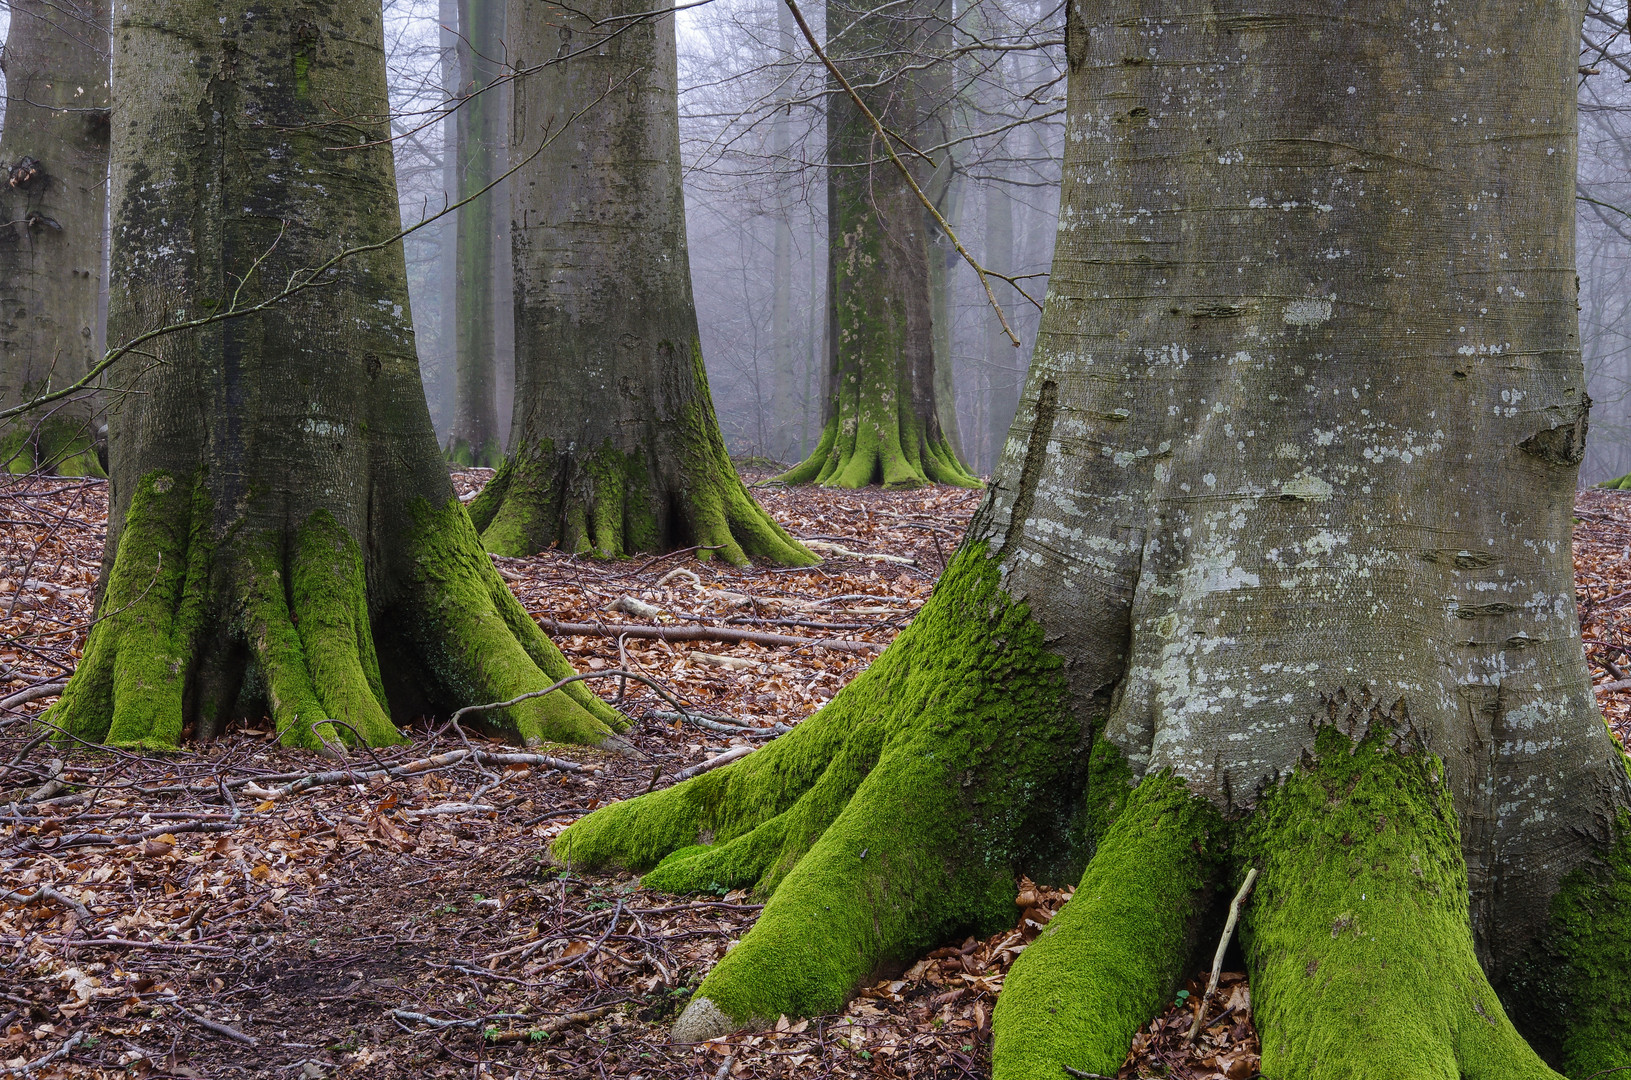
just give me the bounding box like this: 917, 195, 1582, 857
47, 471, 626, 752
2, 412, 105, 477
990, 774, 1222, 1079
554, 544, 1076, 1038
472, 435, 816, 567
773, 410, 981, 490
1239, 721, 1562, 1080
445, 436, 504, 470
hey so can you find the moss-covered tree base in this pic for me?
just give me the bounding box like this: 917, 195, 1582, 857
470, 434, 816, 567
46, 470, 626, 752
2, 416, 105, 477
446, 436, 504, 469
991, 774, 1220, 1079
774, 412, 980, 489
1238, 719, 1562, 1080
554, 544, 1078, 1036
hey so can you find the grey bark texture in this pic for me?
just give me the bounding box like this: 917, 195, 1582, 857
0, 0, 109, 475
46, 0, 624, 752
471, 0, 814, 567
970, 0, 1628, 977
446, 0, 505, 466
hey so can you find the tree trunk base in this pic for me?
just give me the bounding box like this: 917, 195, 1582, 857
553, 547, 1631, 1074
46, 471, 627, 751
2, 415, 105, 478
774, 415, 979, 489
446, 437, 504, 469
470, 438, 816, 567
555, 546, 1078, 1034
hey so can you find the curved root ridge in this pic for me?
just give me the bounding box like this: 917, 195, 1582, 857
47, 476, 624, 750
991, 773, 1221, 1079
1241, 723, 1560, 1080
772, 413, 979, 490
404, 498, 629, 745
476, 439, 815, 567
555, 544, 1074, 1035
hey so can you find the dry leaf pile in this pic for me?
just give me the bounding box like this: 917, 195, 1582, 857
0, 470, 1626, 1079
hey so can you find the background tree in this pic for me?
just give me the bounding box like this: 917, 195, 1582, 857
0, 0, 109, 476
443, 0, 507, 466
469, 0, 816, 566
553, 0, 1631, 1074
46, 0, 624, 752
775, 0, 979, 488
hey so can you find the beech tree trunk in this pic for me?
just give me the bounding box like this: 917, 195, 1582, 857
470, 0, 814, 567
445, 0, 505, 467
47, 0, 625, 753
555, 0, 1631, 1074
774, 0, 978, 489
0, 0, 109, 476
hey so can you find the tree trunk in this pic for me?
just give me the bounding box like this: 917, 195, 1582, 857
46, 0, 626, 753
554, 0, 1631, 1073
983, 170, 1017, 471
0, 0, 109, 476
470, 0, 815, 567
445, 0, 504, 467
773, 0, 978, 489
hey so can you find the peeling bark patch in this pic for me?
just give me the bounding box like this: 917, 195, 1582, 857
1455, 602, 1517, 619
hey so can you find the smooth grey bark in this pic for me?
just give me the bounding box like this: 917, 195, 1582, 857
766, 0, 801, 465
0, 0, 109, 476
446, 0, 504, 466
982, 168, 1017, 472
972, 0, 1627, 980
473, 0, 813, 566
47, 0, 623, 752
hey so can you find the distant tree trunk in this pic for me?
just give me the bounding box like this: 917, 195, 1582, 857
424, 0, 461, 441
983, 171, 1018, 471
767, 0, 801, 466
774, 0, 977, 488
47, 0, 625, 752
557, 0, 1631, 1074
0, 0, 109, 476
470, 0, 814, 566
446, 0, 504, 466
928, 165, 967, 469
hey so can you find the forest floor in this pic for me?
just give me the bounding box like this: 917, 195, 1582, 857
1, 471, 1628, 1080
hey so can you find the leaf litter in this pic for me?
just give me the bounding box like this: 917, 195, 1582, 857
0, 468, 1623, 1078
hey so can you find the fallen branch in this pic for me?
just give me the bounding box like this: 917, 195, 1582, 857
241, 748, 590, 802
0, 681, 66, 712
484, 1003, 618, 1043
161, 996, 258, 1046
0, 884, 92, 921
651, 710, 789, 738
537, 619, 881, 654
20, 1030, 83, 1075
1185, 867, 1258, 1045
802, 540, 916, 567
668, 745, 754, 782
1594, 677, 1631, 694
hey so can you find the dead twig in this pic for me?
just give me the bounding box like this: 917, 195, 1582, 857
1186, 867, 1259, 1045
537, 619, 882, 654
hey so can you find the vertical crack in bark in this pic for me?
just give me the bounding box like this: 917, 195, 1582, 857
1001, 378, 1057, 556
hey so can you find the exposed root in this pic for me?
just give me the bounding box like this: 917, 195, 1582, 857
555, 544, 1077, 1038
991, 773, 1221, 1079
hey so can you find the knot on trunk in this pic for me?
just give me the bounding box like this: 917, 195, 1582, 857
7, 157, 44, 192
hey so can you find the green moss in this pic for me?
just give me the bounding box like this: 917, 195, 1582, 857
557, 543, 1075, 1031
479, 357, 816, 568
0, 414, 106, 478
1240, 721, 1560, 1080
403, 496, 627, 745
252, 511, 403, 750
46, 470, 211, 748
446, 436, 503, 469
1504, 808, 1631, 1078
991, 772, 1222, 1079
